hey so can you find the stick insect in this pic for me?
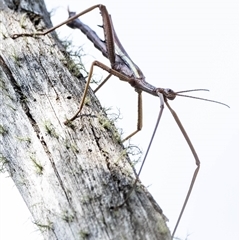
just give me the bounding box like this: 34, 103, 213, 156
12, 4, 229, 238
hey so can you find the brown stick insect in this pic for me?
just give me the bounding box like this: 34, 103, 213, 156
12, 4, 229, 238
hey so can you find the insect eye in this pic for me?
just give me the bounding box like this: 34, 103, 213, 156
164, 88, 176, 100
166, 88, 174, 94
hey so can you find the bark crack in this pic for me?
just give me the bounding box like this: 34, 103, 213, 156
37, 56, 59, 100
90, 122, 113, 172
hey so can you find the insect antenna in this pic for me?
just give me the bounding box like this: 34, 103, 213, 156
175, 89, 230, 108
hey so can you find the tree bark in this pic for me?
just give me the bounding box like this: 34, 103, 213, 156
0, 1, 171, 239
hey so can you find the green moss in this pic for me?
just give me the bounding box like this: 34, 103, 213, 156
44, 121, 59, 139
62, 211, 75, 223
65, 141, 79, 153
16, 136, 31, 143
29, 153, 43, 174
98, 114, 122, 143
10, 48, 22, 67
19, 13, 28, 29
33, 220, 53, 231
60, 40, 86, 78
0, 155, 9, 173
0, 125, 8, 135
79, 230, 90, 239
64, 119, 76, 130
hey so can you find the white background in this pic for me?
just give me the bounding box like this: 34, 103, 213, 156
0, 0, 239, 239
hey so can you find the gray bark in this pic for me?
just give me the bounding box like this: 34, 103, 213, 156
0, 0, 171, 239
